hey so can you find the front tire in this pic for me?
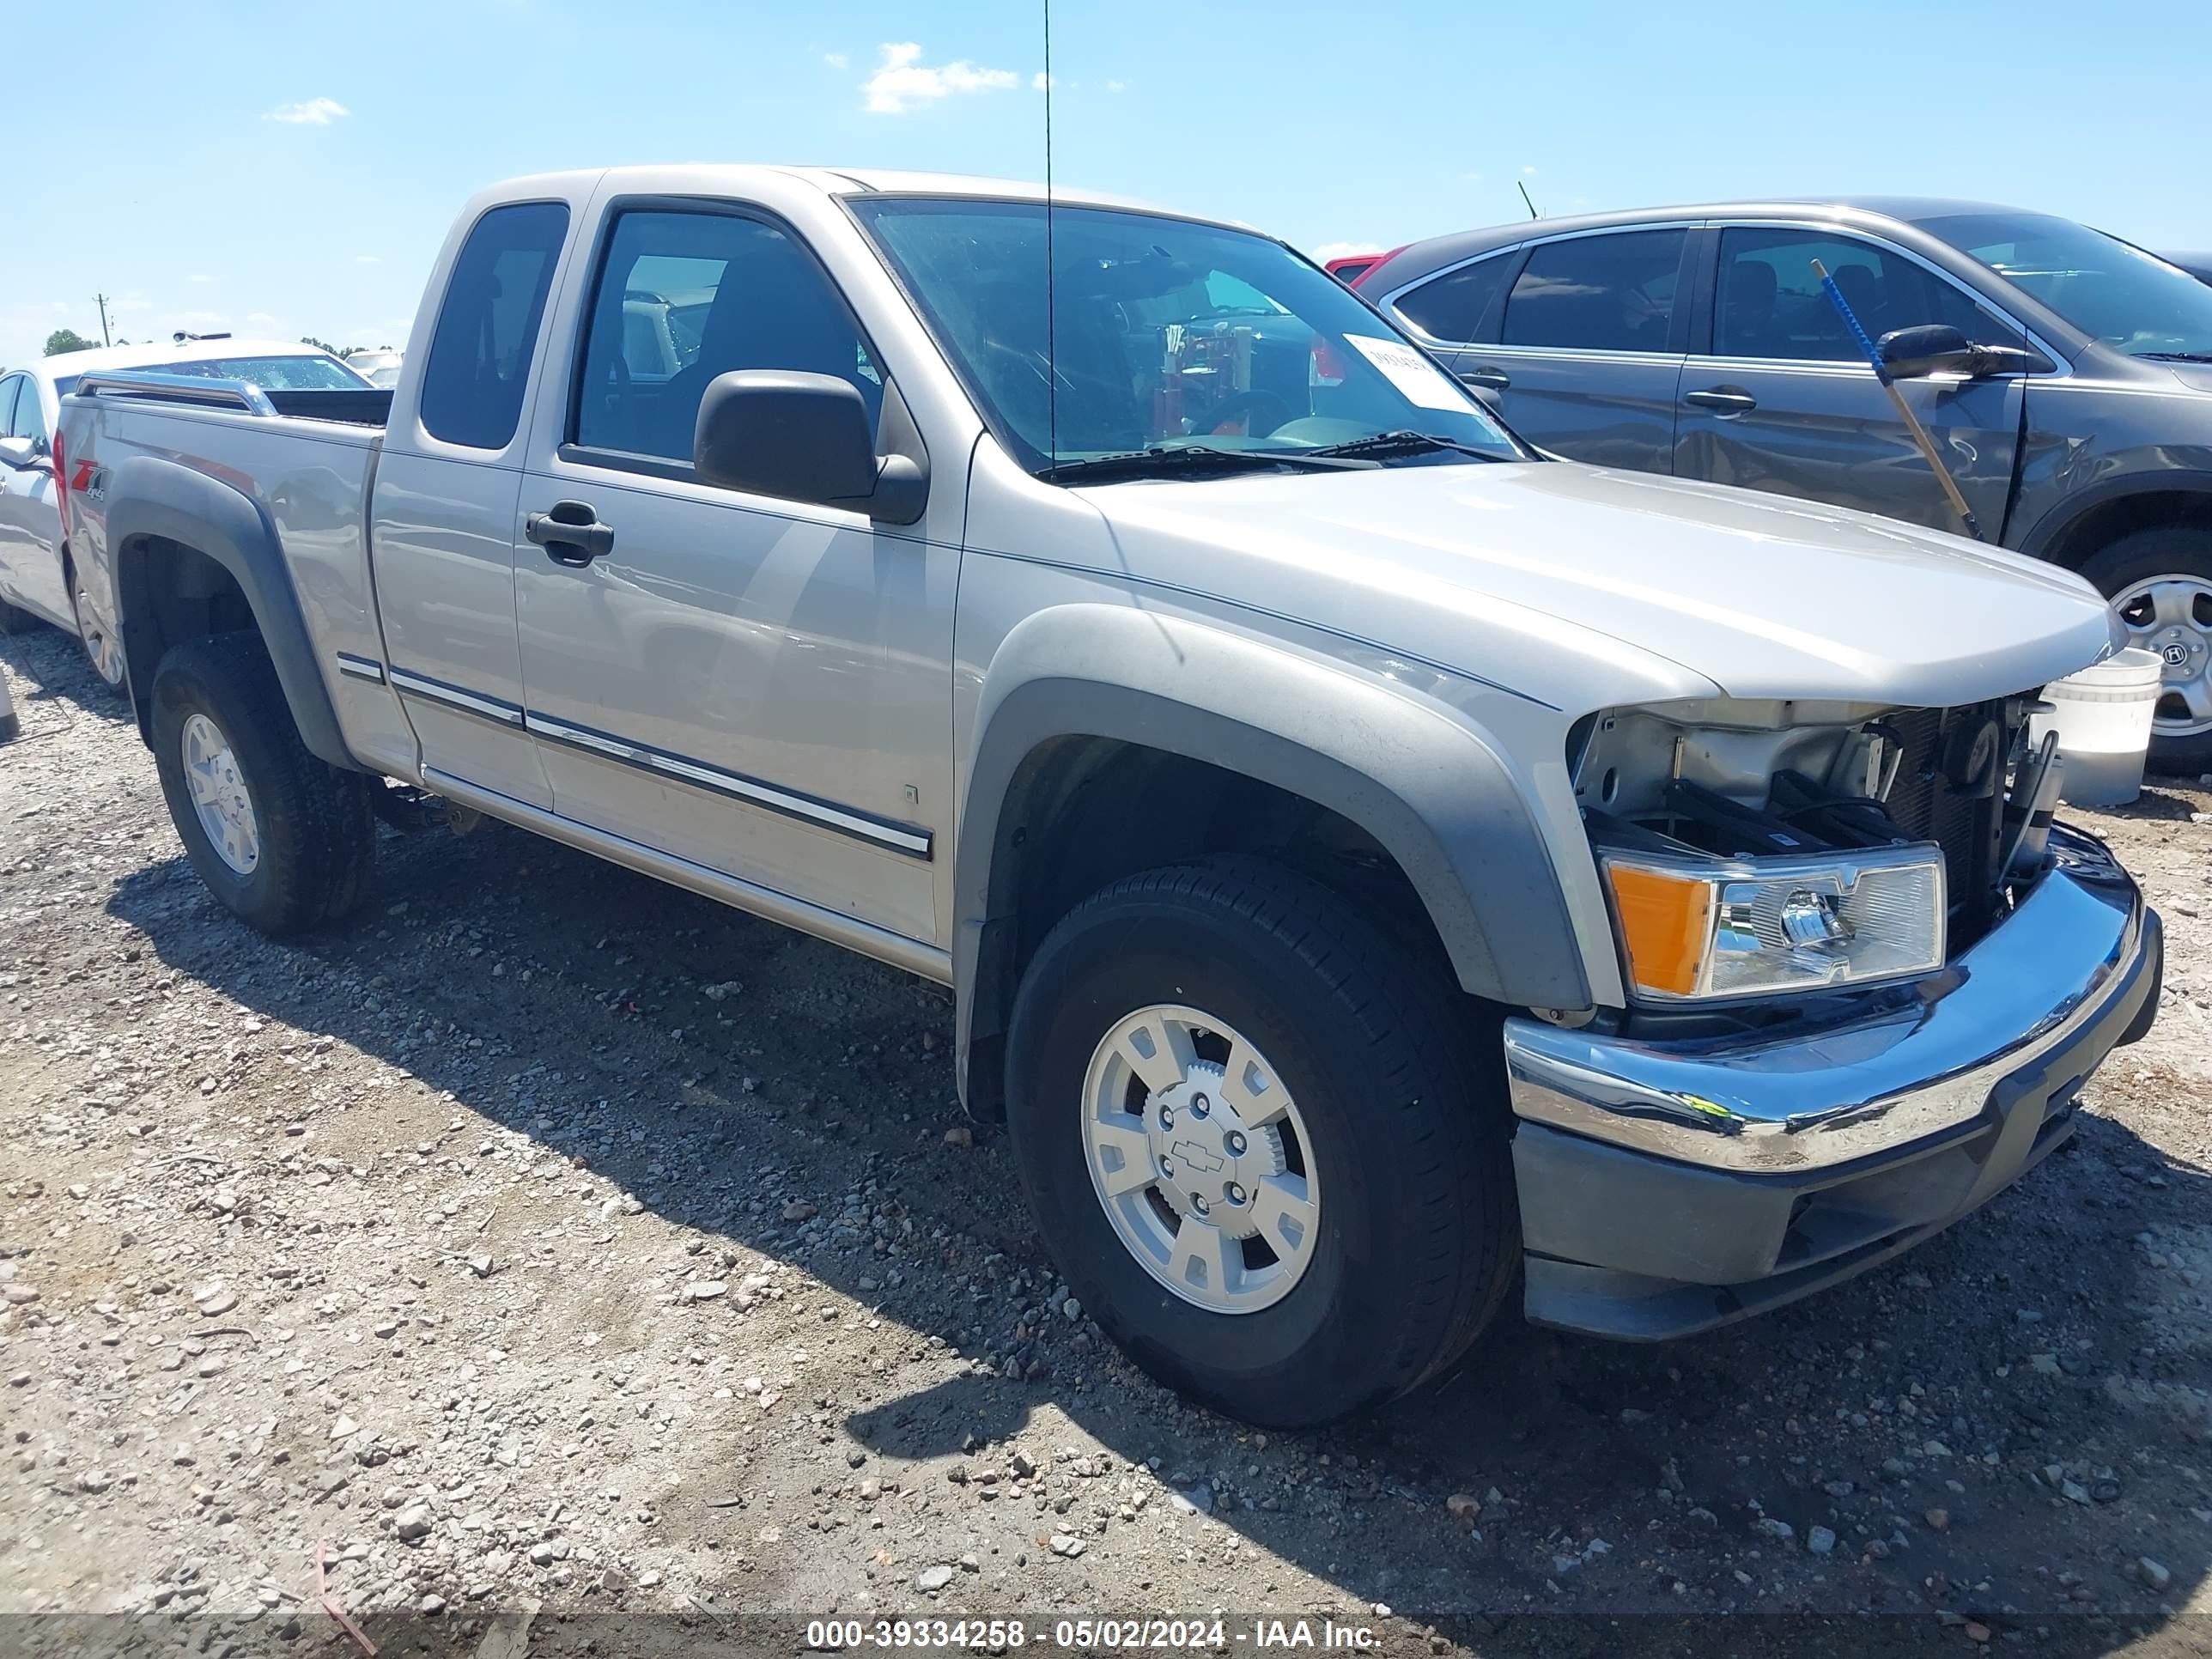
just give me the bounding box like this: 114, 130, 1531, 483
150, 633, 375, 936
2080, 526, 2212, 775
1005, 859, 1517, 1428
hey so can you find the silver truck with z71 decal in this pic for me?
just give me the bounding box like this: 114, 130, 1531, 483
58, 166, 2162, 1425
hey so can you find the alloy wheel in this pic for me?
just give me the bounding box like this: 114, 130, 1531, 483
2114, 574, 2212, 737
74, 582, 126, 690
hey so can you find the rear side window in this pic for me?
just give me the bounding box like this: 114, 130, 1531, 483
1501, 229, 1686, 352
572, 208, 881, 466
1395, 252, 1514, 343
418, 201, 569, 450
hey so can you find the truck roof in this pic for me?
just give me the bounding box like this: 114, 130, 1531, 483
484, 164, 1179, 221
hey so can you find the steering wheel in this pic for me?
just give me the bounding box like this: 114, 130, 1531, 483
975, 340, 1152, 452
1196, 387, 1296, 439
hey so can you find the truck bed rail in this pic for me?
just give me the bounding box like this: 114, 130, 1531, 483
69, 369, 391, 428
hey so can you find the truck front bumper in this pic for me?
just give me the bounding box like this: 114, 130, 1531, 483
1501, 826, 2162, 1340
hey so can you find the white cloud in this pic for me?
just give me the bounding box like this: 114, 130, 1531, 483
1521, 164, 1538, 175
188, 273, 213, 284
861, 42, 1018, 114
1310, 241, 1382, 263
1031, 70, 1054, 91
264, 97, 349, 125
823, 51, 848, 70
1105, 78, 1126, 93
355, 254, 381, 264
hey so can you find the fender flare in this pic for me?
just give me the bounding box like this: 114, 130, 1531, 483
106, 454, 358, 772
953, 604, 1590, 1105
2015, 467, 2212, 564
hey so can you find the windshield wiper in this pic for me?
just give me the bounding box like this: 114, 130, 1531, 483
2140, 350, 2212, 363
1038, 444, 1379, 483
1300, 429, 1512, 463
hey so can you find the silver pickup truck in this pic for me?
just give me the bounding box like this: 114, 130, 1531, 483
56, 166, 2163, 1427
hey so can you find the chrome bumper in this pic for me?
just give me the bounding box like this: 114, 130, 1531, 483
1503, 827, 2156, 1176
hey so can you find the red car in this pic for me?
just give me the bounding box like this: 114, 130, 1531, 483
1322, 249, 1401, 287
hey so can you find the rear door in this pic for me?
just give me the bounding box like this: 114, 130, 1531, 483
1452, 227, 1693, 472
368, 193, 583, 809
0, 374, 68, 624
1673, 225, 2028, 532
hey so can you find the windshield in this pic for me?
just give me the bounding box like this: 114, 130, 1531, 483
1917, 210, 2212, 360
850, 198, 1522, 477
155, 354, 372, 390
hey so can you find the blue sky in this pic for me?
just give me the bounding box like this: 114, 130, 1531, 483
7, 0, 2209, 368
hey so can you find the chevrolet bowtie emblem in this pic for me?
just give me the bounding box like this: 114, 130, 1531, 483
1170, 1139, 1226, 1175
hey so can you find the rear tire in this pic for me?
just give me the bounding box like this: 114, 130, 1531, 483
1005, 858, 1517, 1428
2078, 526, 2212, 775
150, 633, 375, 936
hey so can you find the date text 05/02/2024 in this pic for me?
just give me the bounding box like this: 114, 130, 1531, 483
802, 1618, 1380, 1650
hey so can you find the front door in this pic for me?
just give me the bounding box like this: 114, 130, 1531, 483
512, 202, 952, 947
1674, 227, 2027, 535
1451, 227, 1692, 474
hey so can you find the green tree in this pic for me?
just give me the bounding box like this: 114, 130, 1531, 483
301, 335, 341, 356
44, 328, 98, 356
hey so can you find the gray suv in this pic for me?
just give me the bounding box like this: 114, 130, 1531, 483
1360, 200, 2212, 769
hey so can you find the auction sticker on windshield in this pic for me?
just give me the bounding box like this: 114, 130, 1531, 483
1341, 334, 1470, 412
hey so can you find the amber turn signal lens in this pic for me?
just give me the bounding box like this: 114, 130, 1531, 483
1606, 864, 1712, 998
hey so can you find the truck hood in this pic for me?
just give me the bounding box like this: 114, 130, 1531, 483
1072, 460, 2113, 710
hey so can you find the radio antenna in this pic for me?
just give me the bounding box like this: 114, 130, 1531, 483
1042, 0, 1058, 468
1517, 180, 1540, 221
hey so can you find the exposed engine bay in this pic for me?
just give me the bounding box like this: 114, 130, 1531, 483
1572, 694, 2063, 952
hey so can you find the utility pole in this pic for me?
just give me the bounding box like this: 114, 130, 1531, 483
95, 294, 112, 346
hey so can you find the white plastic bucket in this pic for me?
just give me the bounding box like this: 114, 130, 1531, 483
2028, 647, 2164, 807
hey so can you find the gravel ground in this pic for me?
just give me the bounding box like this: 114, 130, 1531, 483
3, 623, 2212, 1659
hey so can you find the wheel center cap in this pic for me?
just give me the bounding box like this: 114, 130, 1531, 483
1146, 1063, 1283, 1239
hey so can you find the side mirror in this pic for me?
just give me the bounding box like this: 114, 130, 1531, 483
0, 434, 38, 470
1877, 325, 1978, 379
693, 370, 927, 526
1878, 324, 2042, 381
1455, 376, 1504, 413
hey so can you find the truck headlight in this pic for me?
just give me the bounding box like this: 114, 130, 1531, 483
1601, 844, 1946, 1002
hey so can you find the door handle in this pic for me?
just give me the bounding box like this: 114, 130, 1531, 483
526, 501, 615, 567
1684, 387, 1758, 414
1458, 366, 1511, 391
